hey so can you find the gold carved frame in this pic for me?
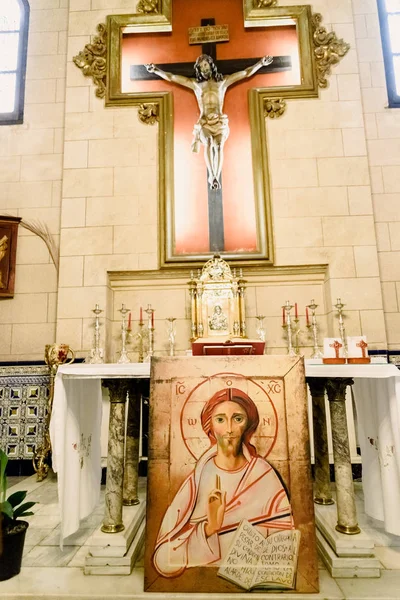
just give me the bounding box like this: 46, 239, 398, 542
101, 5, 345, 269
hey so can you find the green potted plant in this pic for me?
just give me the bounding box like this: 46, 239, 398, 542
0, 449, 36, 581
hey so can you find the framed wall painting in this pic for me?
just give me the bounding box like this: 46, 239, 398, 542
144, 355, 319, 593
106, 2, 318, 268
0, 216, 21, 298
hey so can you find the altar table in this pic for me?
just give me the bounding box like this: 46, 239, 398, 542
305, 361, 400, 536
50, 360, 400, 543
49, 363, 150, 542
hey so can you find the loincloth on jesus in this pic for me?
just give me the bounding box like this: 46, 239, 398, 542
191, 114, 230, 152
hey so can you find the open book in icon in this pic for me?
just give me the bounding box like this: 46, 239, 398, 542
218, 519, 301, 591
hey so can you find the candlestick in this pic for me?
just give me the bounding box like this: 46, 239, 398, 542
334, 298, 347, 359
166, 317, 177, 356
306, 307, 310, 327
188, 279, 197, 340
295, 302, 298, 319
140, 306, 143, 325
306, 299, 323, 359
293, 315, 301, 355
117, 303, 131, 363
136, 322, 144, 363
282, 300, 297, 356
282, 306, 286, 326
86, 304, 104, 364
144, 304, 155, 362
256, 315, 266, 344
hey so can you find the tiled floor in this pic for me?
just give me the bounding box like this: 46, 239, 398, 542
2, 473, 400, 599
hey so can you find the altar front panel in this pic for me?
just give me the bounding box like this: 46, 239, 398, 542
144, 355, 319, 593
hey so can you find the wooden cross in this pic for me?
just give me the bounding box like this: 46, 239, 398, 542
329, 340, 343, 359
129, 18, 291, 253
356, 339, 368, 358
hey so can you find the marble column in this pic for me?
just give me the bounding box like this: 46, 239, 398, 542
101, 379, 129, 533
123, 381, 141, 506
326, 378, 360, 535
307, 377, 334, 505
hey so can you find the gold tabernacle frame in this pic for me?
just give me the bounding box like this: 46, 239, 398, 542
103, 5, 342, 269
188, 255, 248, 341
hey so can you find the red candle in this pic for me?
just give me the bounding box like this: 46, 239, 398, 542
295, 302, 298, 319
128, 312, 131, 330
151, 311, 154, 328
306, 307, 310, 326
282, 306, 286, 325
139, 306, 143, 324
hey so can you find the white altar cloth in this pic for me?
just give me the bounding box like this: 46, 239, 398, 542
50, 363, 150, 543
305, 361, 400, 536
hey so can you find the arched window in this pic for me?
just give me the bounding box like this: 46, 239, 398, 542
0, 0, 29, 125
378, 0, 400, 108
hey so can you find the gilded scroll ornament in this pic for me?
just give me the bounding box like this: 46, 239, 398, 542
264, 97, 286, 118
73, 23, 107, 98
137, 0, 159, 13
255, 0, 278, 7
312, 13, 350, 88
138, 103, 159, 125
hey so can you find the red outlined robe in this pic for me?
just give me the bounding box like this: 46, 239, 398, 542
153, 445, 294, 577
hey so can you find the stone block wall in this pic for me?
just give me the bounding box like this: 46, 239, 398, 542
269, 0, 386, 349
352, 0, 400, 350
1, 0, 399, 358
0, 0, 68, 361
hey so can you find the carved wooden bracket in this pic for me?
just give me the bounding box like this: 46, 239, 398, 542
138, 103, 159, 125
312, 13, 350, 88
264, 97, 286, 118
73, 23, 107, 99
137, 0, 160, 13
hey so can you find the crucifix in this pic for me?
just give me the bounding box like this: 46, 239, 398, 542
329, 340, 343, 360
130, 19, 291, 253
356, 339, 368, 359
75, 4, 349, 263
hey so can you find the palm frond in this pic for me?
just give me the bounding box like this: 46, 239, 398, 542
3, 215, 59, 272
19, 219, 59, 272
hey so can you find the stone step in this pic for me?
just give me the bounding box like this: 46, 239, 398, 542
84, 520, 146, 575
315, 502, 374, 557
317, 530, 381, 578
85, 492, 146, 558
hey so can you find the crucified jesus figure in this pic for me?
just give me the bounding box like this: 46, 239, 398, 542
145, 53, 273, 190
